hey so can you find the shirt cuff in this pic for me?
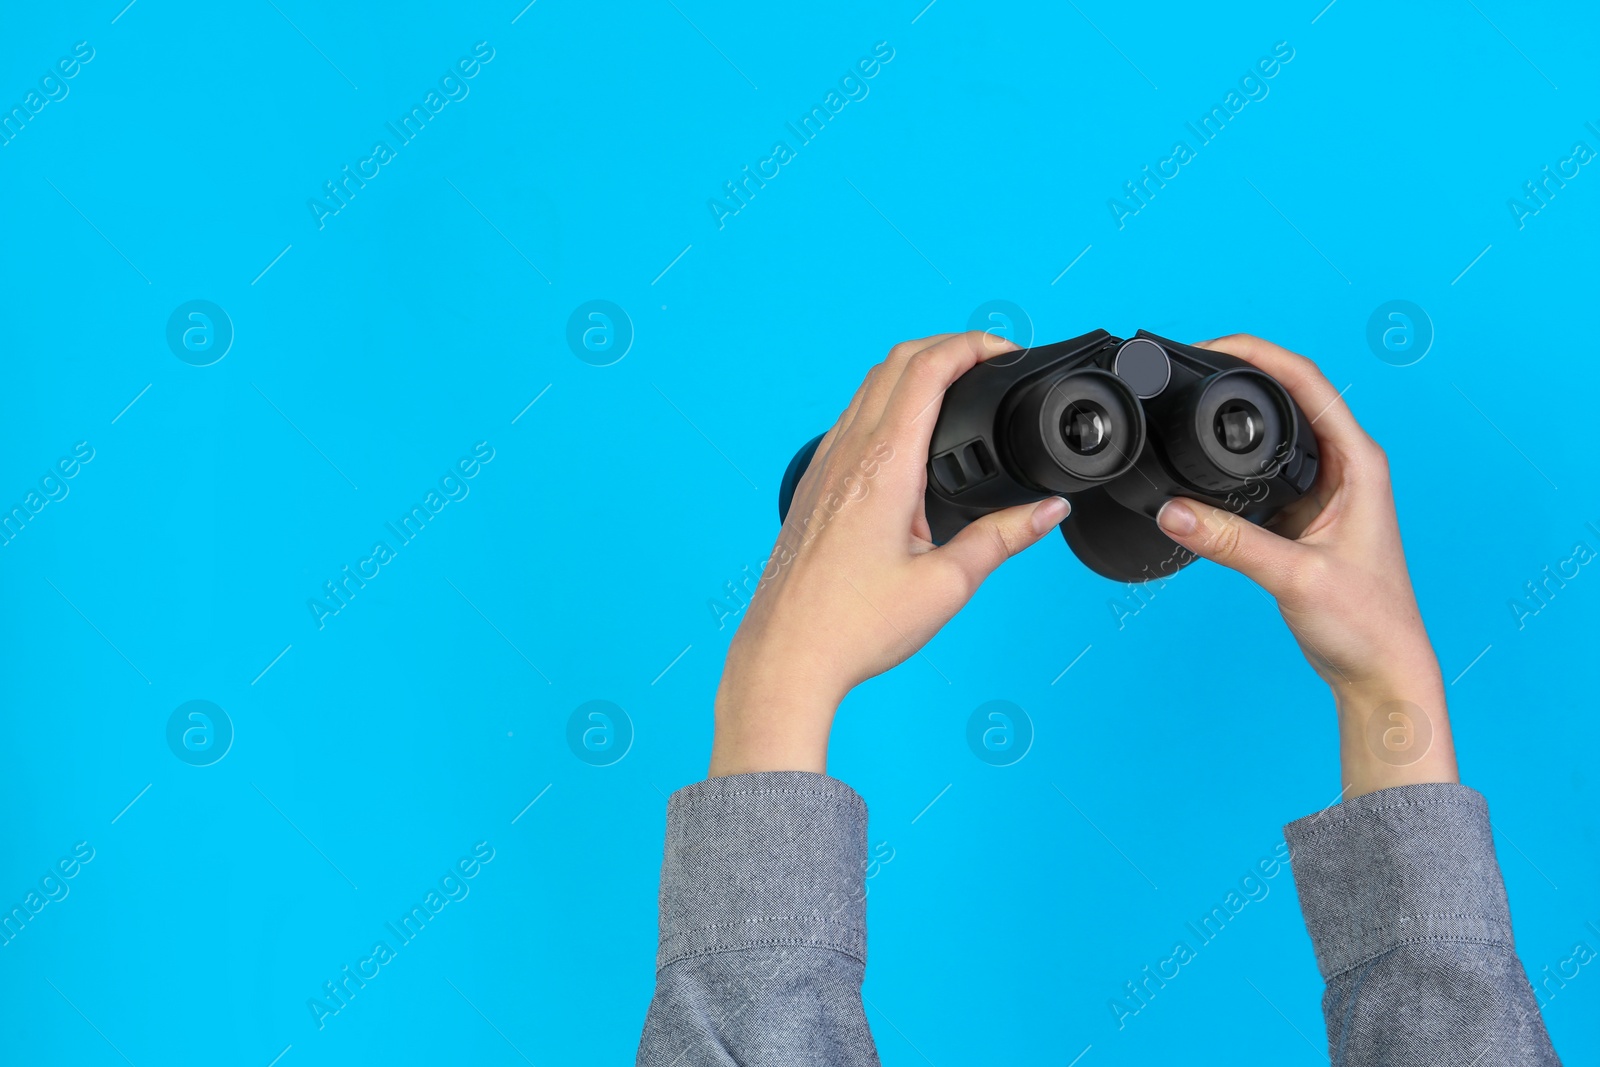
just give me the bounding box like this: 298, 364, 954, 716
655, 771, 868, 971
1285, 782, 1516, 981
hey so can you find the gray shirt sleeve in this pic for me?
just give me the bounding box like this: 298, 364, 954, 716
1284, 781, 1561, 1065
638, 774, 1561, 1066
635, 771, 880, 1066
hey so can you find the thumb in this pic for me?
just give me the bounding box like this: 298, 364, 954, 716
1156, 497, 1303, 594
934, 496, 1071, 593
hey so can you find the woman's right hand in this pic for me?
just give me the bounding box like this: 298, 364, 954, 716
1151, 334, 1458, 798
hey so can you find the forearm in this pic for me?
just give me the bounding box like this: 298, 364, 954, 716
636, 772, 880, 1066
1287, 784, 1560, 1065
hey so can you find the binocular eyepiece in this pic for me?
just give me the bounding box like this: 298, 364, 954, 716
1004, 368, 1144, 493
778, 330, 1319, 583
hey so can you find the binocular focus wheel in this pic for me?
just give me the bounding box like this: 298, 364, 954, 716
1059, 487, 1198, 584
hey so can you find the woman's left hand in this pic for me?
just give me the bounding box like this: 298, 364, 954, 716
710, 330, 1072, 776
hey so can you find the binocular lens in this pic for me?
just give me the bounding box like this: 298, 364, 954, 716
1061, 401, 1112, 455
1213, 399, 1263, 454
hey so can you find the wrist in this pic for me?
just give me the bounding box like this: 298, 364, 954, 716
1331, 664, 1458, 799
708, 666, 843, 777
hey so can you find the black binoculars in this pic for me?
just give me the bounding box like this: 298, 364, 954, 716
778, 330, 1320, 583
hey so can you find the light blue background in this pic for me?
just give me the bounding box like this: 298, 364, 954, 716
2, 1, 1597, 1063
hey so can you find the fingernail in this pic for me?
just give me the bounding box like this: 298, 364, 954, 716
1157, 499, 1196, 536
1031, 496, 1071, 534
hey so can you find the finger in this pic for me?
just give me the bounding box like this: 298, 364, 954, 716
878, 330, 1019, 443
930, 496, 1070, 598
853, 333, 958, 426
809, 338, 923, 481
1156, 496, 1307, 595
1193, 334, 1371, 457
796, 336, 956, 533
802, 341, 941, 512
787, 361, 909, 542
812, 362, 879, 462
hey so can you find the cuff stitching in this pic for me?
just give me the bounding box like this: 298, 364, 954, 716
1305, 912, 1512, 939
671, 914, 862, 936
1322, 934, 1514, 981
658, 936, 867, 970
672, 788, 862, 806
1289, 797, 1483, 841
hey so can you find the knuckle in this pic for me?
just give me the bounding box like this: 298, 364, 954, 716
1205, 514, 1244, 560
887, 341, 920, 364
971, 329, 1012, 356
941, 559, 982, 603
1214, 332, 1262, 356
987, 519, 1024, 560
1274, 348, 1319, 384
1282, 553, 1331, 599
905, 347, 946, 380
1355, 439, 1390, 478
